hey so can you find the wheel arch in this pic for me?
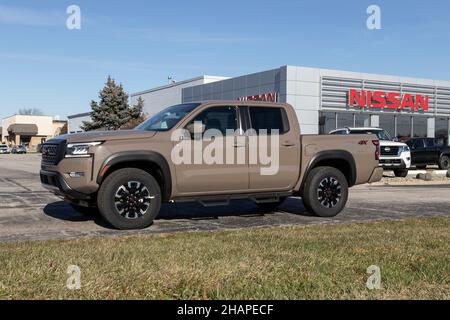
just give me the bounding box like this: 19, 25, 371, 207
298, 150, 357, 194
97, 151, 172, 202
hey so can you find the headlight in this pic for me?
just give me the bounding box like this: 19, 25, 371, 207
399, 145, 410, 153
66, 142, 102, 157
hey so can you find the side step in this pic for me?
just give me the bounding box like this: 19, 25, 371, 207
172, 191, 292, 207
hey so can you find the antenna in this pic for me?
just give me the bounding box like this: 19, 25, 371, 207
167, 76, 176, 84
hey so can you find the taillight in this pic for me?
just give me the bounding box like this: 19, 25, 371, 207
372, 140, 380, 160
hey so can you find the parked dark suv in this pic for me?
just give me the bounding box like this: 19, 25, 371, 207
405, 138, 450, 170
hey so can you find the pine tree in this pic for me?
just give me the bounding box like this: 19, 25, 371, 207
120, 97, 147, 130
81, 76, 143, 131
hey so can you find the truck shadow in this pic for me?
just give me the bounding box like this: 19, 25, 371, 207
43, 197, 312, 229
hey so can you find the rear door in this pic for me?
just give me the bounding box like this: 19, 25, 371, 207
174, 105, 249, 194
424, 138, 439, 164
246, 106, 300, 191
409, 139, 426, 164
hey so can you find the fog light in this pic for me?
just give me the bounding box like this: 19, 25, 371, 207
69, 172, 85, 178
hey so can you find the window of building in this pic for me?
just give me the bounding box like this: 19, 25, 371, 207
319, 112, 336, 134
355, 114, 370, 127
249, 107, 289, 134
412, 116, 427, 138
435, 117, 450, 146
337, 113, 354, 128
379, 114, 395, 138
396, 115, 412, 140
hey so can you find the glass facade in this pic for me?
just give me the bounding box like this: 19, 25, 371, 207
319, 112, 336, 134
436, 117, 450, 146
413, 116, 427, 138
355, 114, 370, 127
337, 113, 354, 128
379, 114, 395, 138
396, 115, 412, 141
320, 111, 449, 144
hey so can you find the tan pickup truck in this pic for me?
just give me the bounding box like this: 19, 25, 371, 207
41, 101, 383, 229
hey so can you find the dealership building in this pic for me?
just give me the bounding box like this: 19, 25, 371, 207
71, 65, 450, 145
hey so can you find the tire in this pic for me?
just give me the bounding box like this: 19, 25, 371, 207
394, 169, 408, 178
438, 155, 450, 170
256, 197, 287, 212
302, 166, 348, 218
97, 168, 162, 230
70, 204, 98, 216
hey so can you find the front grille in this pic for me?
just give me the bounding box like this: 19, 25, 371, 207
41, 144, 61, 165
380, 146, 400, 156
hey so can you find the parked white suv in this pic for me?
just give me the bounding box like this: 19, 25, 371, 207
0, 144, 10, 154
330, 127, 411, 177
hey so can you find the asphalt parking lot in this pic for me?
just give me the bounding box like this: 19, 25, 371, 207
0, 154, 449, 242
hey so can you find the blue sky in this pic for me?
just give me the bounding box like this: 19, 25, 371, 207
1, 0, 449, 120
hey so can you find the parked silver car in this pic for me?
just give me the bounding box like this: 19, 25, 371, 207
11, 145, 27, 154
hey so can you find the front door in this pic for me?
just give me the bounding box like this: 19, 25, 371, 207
174, 105, 249, 195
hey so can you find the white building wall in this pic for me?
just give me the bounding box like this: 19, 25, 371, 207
2, 115, 53, 138
68, 114, 91, 133
131, 76, 228, 117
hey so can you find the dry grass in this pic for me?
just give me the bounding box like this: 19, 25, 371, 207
0, 217, 449, 299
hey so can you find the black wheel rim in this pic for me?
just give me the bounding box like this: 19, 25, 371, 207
114, 181, 154, 219
443, 158, 449, 169
317, 176, 342, 209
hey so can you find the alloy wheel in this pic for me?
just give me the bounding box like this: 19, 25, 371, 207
114, 181, 154, 219
316, 176, 342, 208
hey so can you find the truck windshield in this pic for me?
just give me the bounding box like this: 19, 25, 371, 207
350, 129, 392, 141
136, 103, 200, 131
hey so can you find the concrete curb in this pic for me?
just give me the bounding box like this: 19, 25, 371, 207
407, 170, 448, 177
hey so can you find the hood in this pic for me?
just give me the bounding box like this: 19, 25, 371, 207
379, 140, 408, 147
51, 129, 157, 144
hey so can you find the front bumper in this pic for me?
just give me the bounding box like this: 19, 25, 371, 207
40, 170, 92, 200
379, 152, 411, 169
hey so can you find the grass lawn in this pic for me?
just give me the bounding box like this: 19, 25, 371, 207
0, 217, 448, 300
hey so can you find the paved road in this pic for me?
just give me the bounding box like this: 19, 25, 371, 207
0, 154, 449, 242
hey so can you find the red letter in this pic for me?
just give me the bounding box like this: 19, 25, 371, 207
349, 89, 365, 107
372, 91, 387, 108
415, 95, 429, 111
401, 94, 415, 110
387, 92, 401, 109
366, 90, 372, 107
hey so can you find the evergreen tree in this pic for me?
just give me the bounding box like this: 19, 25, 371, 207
81, 76, 143, 131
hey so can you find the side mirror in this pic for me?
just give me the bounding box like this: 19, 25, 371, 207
185, 122, 206, 135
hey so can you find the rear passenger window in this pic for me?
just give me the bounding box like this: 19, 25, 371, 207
425, 139, 435, 148
249, 107, 289, 134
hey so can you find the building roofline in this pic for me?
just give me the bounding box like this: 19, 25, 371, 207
283, 65, 450, 85
67, 112, 91, 119
130, 75, 229, 97
2, 114, 54, 120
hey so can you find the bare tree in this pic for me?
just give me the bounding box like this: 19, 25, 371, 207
18, 108, 44, 116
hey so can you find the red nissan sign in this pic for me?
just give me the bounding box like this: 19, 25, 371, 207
238, 92, 278, 102
348, 89, 429, 111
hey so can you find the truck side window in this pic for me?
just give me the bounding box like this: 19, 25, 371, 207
248, 107, 289, 134
425, 139, 435, 148
189, 106, 238, 135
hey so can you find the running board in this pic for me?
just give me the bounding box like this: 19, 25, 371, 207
171, 191, 292, 207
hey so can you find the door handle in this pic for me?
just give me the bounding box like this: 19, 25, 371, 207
234, 144, 246, 148
282, 141, 295, 147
